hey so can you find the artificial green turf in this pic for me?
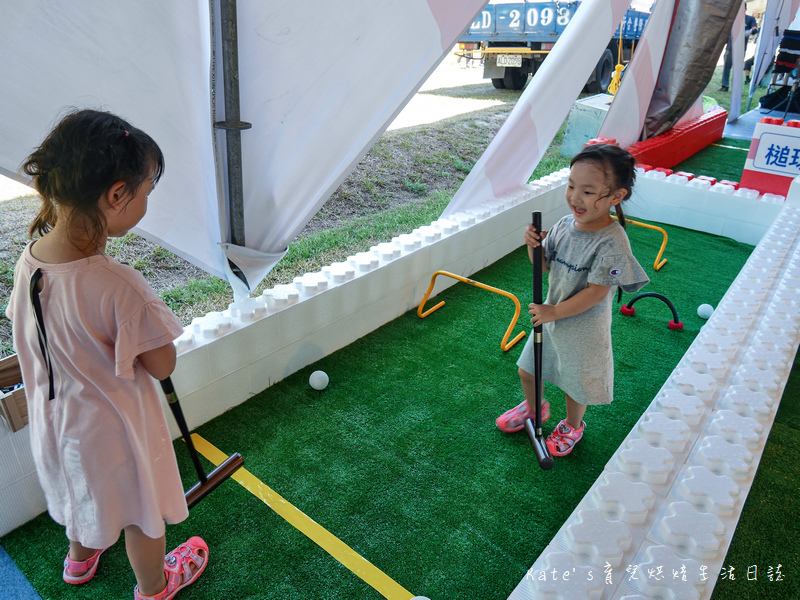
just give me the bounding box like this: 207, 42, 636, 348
708, 354, 800, 600
1, 219, 756, 599
672, 137, 752, 183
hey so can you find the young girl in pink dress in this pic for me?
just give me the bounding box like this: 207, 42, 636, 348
6, 109, 208, 599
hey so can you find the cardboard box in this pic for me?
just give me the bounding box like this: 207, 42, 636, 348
0, 354, 27, 432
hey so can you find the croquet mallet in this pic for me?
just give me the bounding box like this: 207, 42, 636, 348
160, 377, 244, 508
522, 211, 555, 470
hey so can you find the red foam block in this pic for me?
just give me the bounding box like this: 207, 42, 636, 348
627, 108, 728, 168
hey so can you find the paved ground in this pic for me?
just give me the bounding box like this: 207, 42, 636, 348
387, 54, 502, 130
0, 174, 33, 202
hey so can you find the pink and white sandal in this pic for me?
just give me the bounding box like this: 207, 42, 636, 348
546, 419, 585, 456
63, 547, 106, 584
133, 536, 209, 600
496, 399, 550, 433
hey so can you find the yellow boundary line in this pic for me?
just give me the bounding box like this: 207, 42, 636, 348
190, 434, 415, 600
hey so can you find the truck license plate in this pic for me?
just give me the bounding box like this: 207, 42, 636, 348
497, 54, 522, 68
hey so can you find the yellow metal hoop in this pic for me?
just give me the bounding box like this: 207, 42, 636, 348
417, 270, 526, 352
613, 216, 669, 271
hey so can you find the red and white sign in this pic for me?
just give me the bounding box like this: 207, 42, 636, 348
740, 118, 800, 197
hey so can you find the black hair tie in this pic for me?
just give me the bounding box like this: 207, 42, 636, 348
30, 269, 55, 400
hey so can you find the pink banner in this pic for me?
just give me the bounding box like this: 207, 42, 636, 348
443, 0, 630, 217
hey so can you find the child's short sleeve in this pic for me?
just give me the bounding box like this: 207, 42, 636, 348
115, 300, 184, 380
588, 253, 649, 293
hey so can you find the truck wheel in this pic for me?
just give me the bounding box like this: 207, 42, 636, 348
492, 78, 506, 89
587, 49, 614, 93
503, 67, 527, 91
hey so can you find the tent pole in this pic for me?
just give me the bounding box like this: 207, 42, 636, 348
215, 0, 251, 249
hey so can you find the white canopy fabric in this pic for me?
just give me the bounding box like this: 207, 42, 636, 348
0, 0, 487, 299
442, 0, 632, 217
0, 2, 221, 276
728, 1, 747, 123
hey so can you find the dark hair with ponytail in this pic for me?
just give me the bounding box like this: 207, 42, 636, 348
570, 143, 636, 229
22, 109, 164, 250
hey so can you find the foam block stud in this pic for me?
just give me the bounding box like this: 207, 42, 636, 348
732, 364, 783, 398
228, 297, 268, 322
670, 369, 718, 403
718, 385, 774, 422
593, 471, 656, 525
566, 509, 633, 568
527, 552, 604, 600
680, 348, 730, 382
191, 311, 233, 339
696, 330, 738, 359
677, 466, 739, 517
659, 501, 726, 560
693, 436, 753, 482
629, 545, 705, 600
638, 413, 692, 453
616, 438, 675, 485
654, 389, 706, 428
707, 410, 764, 450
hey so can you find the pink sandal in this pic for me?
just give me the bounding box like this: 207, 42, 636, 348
546, 419, 585, 456
496, 399, 550, 433
63, 547, 106, 584
133, 536, 209, 600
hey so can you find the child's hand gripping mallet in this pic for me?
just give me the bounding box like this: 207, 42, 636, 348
523, 211, 554, 470
160, 377, 244, 508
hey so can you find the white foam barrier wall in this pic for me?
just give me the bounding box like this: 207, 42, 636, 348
509, 178, 800, 599
628, 168, 784, 246
0, 172, 572, 537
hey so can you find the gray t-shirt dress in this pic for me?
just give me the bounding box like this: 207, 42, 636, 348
517, 215, 649, 405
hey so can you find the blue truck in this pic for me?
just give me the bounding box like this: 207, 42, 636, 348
458, 1, 651, 91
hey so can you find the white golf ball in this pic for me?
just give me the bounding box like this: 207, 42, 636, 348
697, 303, 714, 319
309, 370, 329, 390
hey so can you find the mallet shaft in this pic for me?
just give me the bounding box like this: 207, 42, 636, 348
525, 210, 553, 470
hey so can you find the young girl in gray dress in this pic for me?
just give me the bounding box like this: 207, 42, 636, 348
496, 144, 649, 456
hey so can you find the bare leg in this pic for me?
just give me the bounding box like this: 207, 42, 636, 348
519, 367, 537, 408
65, 540, 99, 576
565, 393, 586, 430
125, 526, 167, 597
68, 541, 97, 562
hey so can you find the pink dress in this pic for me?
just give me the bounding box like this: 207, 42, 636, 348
6, 243, 189, 548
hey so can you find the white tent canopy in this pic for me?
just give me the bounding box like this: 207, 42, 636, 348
0, 0, 486, 299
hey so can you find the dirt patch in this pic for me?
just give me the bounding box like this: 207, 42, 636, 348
301, 106, 513, 236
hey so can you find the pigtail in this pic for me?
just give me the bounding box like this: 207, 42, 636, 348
29, 195, 58, 238
22, 151, 59, 238
614, 200, 627, 304
615, 203, 627, 230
